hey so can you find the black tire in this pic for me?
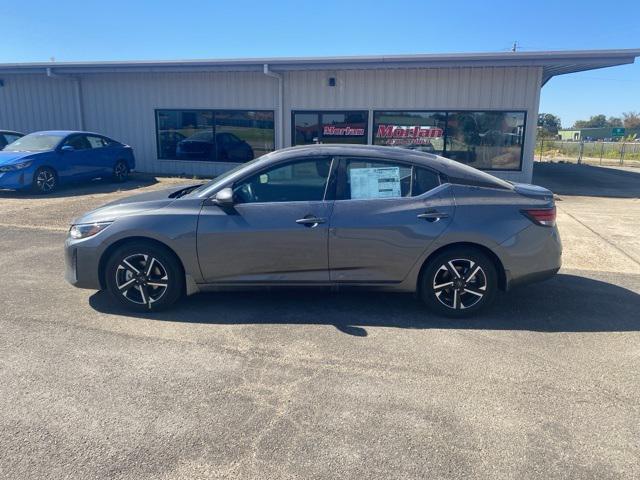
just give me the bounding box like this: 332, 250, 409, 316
113, 160, 129, 183
32, 167, 58, 194
104, 241, 184, 312
420, 247, 497, 318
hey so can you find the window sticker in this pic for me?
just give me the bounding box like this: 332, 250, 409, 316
349, 167, 401, 200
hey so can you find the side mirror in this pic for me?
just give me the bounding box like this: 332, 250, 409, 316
213, 187, 234, 207
61, 145, 74, 153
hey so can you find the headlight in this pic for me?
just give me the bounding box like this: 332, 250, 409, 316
69, 222, 112, 239
0, 161, 33, 172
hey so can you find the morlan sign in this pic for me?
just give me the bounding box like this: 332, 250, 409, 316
376, 124, 444, 144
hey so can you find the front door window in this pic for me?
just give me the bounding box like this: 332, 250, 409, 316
233, 157, 332, 203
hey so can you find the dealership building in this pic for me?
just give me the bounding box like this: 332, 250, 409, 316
0, 49, 638, 183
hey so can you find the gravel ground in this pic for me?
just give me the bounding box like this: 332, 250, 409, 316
0, 167, 639, 479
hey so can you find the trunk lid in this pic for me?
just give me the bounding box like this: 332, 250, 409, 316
512, 182, 554, 204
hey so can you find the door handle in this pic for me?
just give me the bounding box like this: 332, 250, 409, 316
417, 210, 449, 222
296, 216, 326, 228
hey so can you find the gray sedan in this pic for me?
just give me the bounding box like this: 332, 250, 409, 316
65, 145, 561, 317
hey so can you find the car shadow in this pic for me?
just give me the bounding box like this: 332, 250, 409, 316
0, 174, 161, 199
89, 274, 640, 336
532, 162, 640, 198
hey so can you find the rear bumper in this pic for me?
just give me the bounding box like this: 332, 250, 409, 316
499, 224, 562, 290
508, 267, 560, 289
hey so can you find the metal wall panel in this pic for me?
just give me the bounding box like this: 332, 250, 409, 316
0, 74, 79, 132
0, 66, 542, 182
80, 71, 278, 176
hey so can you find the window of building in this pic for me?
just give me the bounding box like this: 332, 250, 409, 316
233, 157, 332, 204
445, 111, 525, 170
155, 109, 275, 162
373, 111, 446, 154
292, 111, 368, 146
373, 110, 526, 171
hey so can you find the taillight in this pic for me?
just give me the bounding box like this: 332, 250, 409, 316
522, 207, 556, 227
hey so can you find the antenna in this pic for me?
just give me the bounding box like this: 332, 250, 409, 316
511, 41, 518, 52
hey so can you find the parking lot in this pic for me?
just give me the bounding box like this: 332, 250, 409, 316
1, 164, 639, 479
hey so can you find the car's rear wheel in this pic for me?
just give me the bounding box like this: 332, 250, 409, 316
105, 242, 184, 312
113, 160, 129, 183
420, 247, 497, 318
32, 167, 58, 194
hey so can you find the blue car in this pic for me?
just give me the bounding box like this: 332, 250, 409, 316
0, 130, 135, 193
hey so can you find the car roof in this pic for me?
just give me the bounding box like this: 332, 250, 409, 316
266, 144, 513, 189
26, 130, 109, 137
0, 130, 24, 135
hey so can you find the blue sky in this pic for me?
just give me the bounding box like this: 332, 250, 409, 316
1, 0, 638, 128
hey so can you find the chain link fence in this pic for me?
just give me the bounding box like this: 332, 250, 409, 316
535, 139, 640, 167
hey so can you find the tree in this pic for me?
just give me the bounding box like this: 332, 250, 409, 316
622, 111, 640, 129
537, 113, 561, 137
574, 114, 607, 128
607, 116, 623, 127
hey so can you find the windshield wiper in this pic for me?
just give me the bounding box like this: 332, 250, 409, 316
169, 184, 204, 199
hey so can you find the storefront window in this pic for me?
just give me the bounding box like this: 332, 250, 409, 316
373, 111, 446, 154
292, 111, 368, 146
444, 111, 525, 170
373, 110, 526, 171
156, 109, 275, 162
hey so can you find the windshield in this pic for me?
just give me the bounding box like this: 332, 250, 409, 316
4, 133, 64, 152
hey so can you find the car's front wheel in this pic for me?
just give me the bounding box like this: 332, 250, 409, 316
105, 242, 184, 312
32, 167, 58, 194
420, 247, 497, 317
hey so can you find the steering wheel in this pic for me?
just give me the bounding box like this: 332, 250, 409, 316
235, 182, 256, 203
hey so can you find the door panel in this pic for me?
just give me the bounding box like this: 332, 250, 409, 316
87, 135, 114, 173
60, 135, 101, 178
197, 201, 332, 283
196, 156, 335, 284
328, 185, 455, 283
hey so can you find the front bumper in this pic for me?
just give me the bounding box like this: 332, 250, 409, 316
64, 236, 104, 290
0, 169, 33, 190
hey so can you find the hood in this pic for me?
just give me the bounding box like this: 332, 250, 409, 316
0, 151, 35, 166
72, 184, 197, 224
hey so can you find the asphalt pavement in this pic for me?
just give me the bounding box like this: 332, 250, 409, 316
0, 167, 639, 479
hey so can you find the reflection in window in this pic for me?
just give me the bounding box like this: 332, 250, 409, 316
156, 110, 274, 162
373, 110, 526, 171
293, 111, 368, 146
373, 111, 446, 154
444, 112, 525, 170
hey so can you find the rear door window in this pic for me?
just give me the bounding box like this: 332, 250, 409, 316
340, 158, 440, 200
87, 136, 108, 148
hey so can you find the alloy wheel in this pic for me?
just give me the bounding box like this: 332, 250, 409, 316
36, 170, 56, 192
115, 253, 169, 306
432, 258, 487, 310
114, 161, 128, 181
